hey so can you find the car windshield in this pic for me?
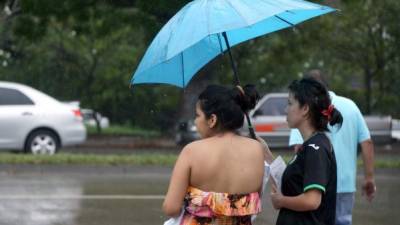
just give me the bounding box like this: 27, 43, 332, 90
259, 97, 287, 116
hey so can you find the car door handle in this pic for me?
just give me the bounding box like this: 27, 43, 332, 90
22, 112, 33, 116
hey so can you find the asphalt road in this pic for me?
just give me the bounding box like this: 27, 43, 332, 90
0, 165, 399, 225
1, 140, 398, 225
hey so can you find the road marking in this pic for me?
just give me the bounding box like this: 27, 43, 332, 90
0, 195, 165, 200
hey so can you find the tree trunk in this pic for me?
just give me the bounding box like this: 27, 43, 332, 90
364, 66, 372, 114
179, 62, 217, 120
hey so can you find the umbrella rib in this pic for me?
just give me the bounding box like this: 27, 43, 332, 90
224, 0, 251, 26
181, 52, 185, 87
217, 33, 224, 54
165, 3, 193, 60
274, 15, 295, 27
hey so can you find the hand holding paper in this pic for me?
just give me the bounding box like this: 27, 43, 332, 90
270, 156, 286, 192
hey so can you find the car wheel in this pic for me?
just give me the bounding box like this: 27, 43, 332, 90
25, 130, 59, 155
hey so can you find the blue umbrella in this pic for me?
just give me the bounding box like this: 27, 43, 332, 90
131, 0, 336, 138
131, 0, 335, 88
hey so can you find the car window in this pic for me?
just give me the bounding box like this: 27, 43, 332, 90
258, 97, 287, 116
0, 87, 34, 105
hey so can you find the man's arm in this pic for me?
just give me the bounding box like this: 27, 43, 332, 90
360, 139, 376, 202
353, 100, 375, 202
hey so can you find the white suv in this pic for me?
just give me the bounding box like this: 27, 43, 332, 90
0, 81, 87, 154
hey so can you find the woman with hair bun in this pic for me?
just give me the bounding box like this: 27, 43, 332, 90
162, 84, 273, 225
271, 78, 343, 225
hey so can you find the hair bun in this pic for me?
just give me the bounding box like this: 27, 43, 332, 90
232, 84, 260, 112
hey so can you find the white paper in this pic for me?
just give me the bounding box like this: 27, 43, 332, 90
270, 156, 286, 192
260, 161, 270, 196
163, 208, 184, 225
251, 161, 271, 222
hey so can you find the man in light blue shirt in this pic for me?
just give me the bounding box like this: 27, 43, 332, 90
289, 70, 376, 225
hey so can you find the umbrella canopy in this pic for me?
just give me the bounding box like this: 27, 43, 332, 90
131, 0, 335, 88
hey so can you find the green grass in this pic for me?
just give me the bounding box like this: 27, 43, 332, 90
362, 160, 400, 169
86, 125, 161, 137
0, 153, 177, 166
0, 152, 399, 168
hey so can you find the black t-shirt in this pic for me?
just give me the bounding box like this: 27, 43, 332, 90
276, 133, 337, 225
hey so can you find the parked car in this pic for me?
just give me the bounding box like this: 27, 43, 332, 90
0, 81, 87, 154
81, 108, 110, 129
175, 120, 200, 145
175, 93, 393, 148
244, 93, 290, 148
391, 118, 400, 141
244, 93, 393, 148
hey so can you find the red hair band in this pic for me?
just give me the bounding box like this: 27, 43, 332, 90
321, 104, 334, 121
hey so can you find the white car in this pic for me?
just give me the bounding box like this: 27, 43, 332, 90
246, 93, 290, 148
392, 119, 400, 141
245, 93, 392, 148
0, 81, 87, 154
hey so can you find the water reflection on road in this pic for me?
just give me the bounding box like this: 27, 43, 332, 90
0, 175, 82, 225
0, 167, 398, 225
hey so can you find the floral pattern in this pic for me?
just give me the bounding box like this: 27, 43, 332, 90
180, 186, 261, 225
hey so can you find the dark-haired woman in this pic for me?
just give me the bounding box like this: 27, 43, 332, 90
270, 78, 343, 225
162, 84, 273, 225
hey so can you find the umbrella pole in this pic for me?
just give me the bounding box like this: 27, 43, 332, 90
222, 32, 256, 140
222, 32, 240, 86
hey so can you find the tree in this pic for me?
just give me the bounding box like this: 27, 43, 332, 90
324, 0, 400, 114
1, 0, 399, 133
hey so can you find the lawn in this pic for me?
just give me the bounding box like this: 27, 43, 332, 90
0, 151, 399, 168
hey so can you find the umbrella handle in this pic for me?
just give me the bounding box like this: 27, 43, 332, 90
245, 112, 256, 140
222, 32, 240, 86
222, 32, 256, 140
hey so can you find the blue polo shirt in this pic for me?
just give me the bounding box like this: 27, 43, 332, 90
289, 91, 370, 193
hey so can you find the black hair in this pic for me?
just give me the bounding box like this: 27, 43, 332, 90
288, 78, 343, 132
198, 84, 259, 131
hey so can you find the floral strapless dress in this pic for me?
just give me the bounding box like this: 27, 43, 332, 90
180, 186, 261, 225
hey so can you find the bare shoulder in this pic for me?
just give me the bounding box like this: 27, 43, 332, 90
183, 139, 204, 149
237, 136, 265, 154
238, 136, 264, 147
181, 139, 208, 155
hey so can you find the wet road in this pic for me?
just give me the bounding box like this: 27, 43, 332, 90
0, 166, 399, 225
